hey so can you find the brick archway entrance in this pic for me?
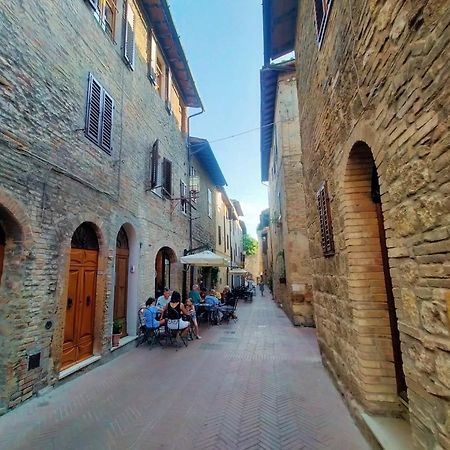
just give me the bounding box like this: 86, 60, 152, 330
344, 142, 407, 409
155, 246, 176, 298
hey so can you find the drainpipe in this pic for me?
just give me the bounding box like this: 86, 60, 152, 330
184, 105, 205, 299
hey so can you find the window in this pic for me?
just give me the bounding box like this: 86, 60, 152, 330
146, 139, 159, 190
189, 166, 199, 203
226, 235, 229, 251
86, 0, 117, 39
147, 32, 157, 84
85, 73, 114, 154
156, 57, 165, 97
317, 181, 335, 256
165, 68, 173, 114
314, 0, 333, 46
162, 158, 172, 198
207, 189, 212, 218
180, 180, 188, 214
218, 226, 222, 245
123, 0, 135, 69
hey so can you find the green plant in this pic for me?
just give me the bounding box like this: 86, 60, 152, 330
243, 234, 258, 256
112, 319, 122, 334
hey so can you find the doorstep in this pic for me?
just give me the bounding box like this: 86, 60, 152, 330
59, 355, 102, 380
361, 413, 413, 450
111, 335, 137, 352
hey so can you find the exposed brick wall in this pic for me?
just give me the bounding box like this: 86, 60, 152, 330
0, 0, 191, 412
295, 1, 450, 447
267, 74, 314, 326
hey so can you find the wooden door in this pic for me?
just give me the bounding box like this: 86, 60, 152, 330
114, 248, 129, 335
61, 248, 98, 369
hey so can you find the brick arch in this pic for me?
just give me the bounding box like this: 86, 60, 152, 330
0, 189, 33, 250
341, 141, 405, 413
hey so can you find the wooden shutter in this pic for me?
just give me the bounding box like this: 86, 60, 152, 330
124, 1, 135, 69
86, 74, 102, 145
149, 140, 159, 189
162, 158, 172, 198
317, 181, 335, 256
100, 90, 114, 154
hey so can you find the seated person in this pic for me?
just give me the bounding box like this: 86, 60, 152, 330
199, 288, 207, 303
183, 297, 201, 339
204, 290, 220, 306
143, 297, 166, 330
160, 291, 190, 336
188, 284, 202, 305
156, 288, 171, 308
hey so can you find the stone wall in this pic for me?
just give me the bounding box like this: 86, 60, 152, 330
267, 73, 314, 326
0, 0, 192, 413
295, 1, 450, 448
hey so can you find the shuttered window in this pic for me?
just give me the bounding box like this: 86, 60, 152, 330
162, 158, 172, 198
123, 1, 135, 69
145, 140, 159, 190
317, 181, 335, 256
85, 73, 114, 154
85, 0, 117, 39
314, 0, 333, 46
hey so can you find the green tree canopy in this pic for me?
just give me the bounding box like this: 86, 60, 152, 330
243, 234, 258, 256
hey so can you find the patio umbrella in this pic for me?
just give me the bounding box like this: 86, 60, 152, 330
180, 250, 229, 267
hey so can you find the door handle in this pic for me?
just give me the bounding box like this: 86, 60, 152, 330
86, 296, 91, 306
67, 298, 73, 309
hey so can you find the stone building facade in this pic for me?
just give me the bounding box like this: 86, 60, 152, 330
261, 62, 314, 326
264, 0, 450, 448
0, 0, 202, 413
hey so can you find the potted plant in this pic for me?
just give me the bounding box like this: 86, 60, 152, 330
112, 319, 122, 347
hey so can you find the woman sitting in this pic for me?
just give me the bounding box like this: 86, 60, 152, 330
161, 291, 190, 337
183, 297, 202, 340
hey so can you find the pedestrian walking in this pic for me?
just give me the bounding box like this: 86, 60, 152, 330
259, 282, 265, 296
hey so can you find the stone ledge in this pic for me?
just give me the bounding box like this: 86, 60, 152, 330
110, 335, 137, 352
58, 355, 102, 380
361, 413, 413, 450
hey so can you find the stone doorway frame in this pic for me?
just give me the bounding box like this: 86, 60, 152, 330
112, 223, 139, 338
340, 139, 407, 414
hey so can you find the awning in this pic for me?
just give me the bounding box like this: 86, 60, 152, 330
229, 268, 248, 275
180, 251, 229, 267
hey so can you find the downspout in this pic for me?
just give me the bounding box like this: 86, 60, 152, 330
184, 105, 205, 299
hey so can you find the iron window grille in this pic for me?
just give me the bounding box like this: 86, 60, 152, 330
317, 181, 335, 256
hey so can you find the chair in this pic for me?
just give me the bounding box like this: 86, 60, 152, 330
136, 306, 165, 349
220, 296, 239, 324
165, 309, 188, 349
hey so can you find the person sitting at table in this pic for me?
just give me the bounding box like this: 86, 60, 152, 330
156, 288, 171, 308
199, 288, 207, 303
183, 297, 201, 339
221, 286, 232, 304
204, 290, 220, 306
143, 297, 166, 330
188, 284, 201, 305
161, 291, 190, 336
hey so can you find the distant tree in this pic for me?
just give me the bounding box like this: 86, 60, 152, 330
243, 234, 258, 256
257, 208, 270, 231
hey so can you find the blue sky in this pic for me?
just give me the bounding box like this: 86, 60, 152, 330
168, 0, 267, 238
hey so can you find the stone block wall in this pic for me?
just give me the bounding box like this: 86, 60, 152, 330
267, 74, 314, 326
0, 0, 191, 413
295, 1, 450, 448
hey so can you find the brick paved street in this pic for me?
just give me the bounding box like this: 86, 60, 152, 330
0, 291, 370, 450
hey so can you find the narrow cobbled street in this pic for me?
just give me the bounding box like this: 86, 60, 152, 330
0, 291, 369, 450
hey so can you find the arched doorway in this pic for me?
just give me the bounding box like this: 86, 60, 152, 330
344, 142, 407, 405
155, 247, 176, 298
0, 224, 5, 284
114, 226, 129, 336
62, 223, 99, 370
